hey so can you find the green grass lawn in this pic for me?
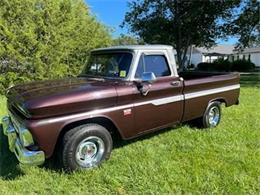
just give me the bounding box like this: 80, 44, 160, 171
0, 73, 259, 194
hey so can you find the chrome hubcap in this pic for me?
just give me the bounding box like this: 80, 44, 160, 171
208, 106, 220, 127
75, 136, 105, 168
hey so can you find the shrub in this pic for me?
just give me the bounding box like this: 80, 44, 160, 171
197, 62, 215, 71
0, 0, 112, 94
187, 64, 195, 69
197, 58, 256, 72
232, 59, 255, 71
213, 58, 232, 71
0, 72, 30, 95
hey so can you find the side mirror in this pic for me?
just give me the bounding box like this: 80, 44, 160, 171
141, 72, 156, 83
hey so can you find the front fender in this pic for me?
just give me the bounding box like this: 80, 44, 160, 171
26, 108, 133, 158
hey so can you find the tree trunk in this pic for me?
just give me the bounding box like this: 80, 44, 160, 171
187, 45, 193, 67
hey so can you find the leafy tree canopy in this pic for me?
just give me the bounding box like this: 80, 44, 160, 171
123, 0, 257, 68
227, 0, 260, 48
0, 0, 112, 92
112, 34, 144, 46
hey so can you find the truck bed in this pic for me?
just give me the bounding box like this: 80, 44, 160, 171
178, 71, 231, 80
179, 71, 240, 122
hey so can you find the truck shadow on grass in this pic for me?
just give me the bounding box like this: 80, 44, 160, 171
0, 123, 199, 175
44, 125, 185, 172
0, 123, 183, 176
0, 126, 24, 180
112, 125, 182, 149
1, 122, 204, 176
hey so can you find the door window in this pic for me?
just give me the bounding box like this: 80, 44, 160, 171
135, 54, 171, 78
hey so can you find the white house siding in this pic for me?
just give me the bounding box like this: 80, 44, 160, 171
203, 56, 219, 63
250, 53, 260, 67
187, 45, 260, 68
191, 53, 202, 66
202, 55, 207, 63
232, 53, 260, 67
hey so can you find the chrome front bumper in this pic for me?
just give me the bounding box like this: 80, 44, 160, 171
1, 116, 45, 166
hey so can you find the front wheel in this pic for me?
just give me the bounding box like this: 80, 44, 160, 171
61, 124, 113, 172
202, 101, 221, 128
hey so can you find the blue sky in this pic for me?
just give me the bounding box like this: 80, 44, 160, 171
85, 0, 129, 36
85, 0, 237, 45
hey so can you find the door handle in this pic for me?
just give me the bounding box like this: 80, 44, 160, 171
171, 81, 181, 86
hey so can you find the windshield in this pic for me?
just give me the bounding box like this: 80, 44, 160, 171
82, 52, 133, 79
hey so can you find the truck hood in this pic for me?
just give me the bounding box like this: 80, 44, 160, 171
7, 77, 118, 119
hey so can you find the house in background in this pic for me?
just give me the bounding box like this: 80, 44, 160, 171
188, 45, 260, 68
232, 47, 260, 67
190, 45, 235, 66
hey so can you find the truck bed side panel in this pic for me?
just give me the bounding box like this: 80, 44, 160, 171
182, 73, 240, 122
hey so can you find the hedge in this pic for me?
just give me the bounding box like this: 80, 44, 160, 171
197, 59, 256, 72
0, 0, 112, 95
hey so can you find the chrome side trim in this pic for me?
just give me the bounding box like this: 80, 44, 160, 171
185, 84, 240, 100
39, 84, 239, 124
39, 95, 184, 124
135, 95, 184, 106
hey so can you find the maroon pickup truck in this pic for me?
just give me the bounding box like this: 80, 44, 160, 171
1, 45, 240, 171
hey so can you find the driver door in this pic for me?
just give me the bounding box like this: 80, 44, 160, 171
133, 52, 184, 134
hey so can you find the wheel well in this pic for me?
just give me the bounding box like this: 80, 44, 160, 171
209, 98, 227, 107
54, 117, 122, 156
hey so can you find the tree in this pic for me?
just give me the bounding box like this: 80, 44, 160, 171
0, 0, 112, 92
227, 0, 260, 48
112, 34, 144, 46
123, 0, 241, 69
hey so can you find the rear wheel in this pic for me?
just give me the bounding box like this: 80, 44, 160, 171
202, 101, 221, 128
193, 101, 222, 128
61, 124, 113, 172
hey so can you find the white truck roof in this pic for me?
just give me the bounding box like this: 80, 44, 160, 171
92, 45, 174, 52
92, 44, 178, 79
